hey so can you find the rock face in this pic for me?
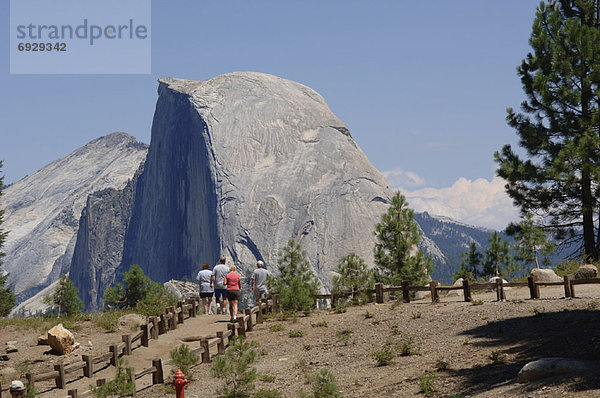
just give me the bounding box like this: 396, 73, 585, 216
72, 72, 397, 308
47, 324, 79, 355
1, 132, 148, 311
69, 164, 144, 311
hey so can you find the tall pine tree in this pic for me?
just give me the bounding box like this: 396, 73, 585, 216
0, 160, 15, 317
373, 192, 432, 286
495, 1, 600, 259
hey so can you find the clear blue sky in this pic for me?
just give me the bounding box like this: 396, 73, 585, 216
1, 1, 540, 207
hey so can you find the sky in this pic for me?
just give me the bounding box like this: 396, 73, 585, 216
1, 0, 543, 230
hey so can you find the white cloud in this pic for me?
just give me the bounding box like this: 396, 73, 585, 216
400, 176, 520, 230
382, 168, 426, 188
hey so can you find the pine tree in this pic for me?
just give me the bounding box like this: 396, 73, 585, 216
507, 213, 556, 269
482, 232, 515, 278
453, 243, 482, 282
104, 264, 177, 313
271, 240, 319, 313
495, 1, 600, 259
0, 160, 15, 317
373, 192, 432, 286
44, 275, 83, 317
332, 253, 374, 305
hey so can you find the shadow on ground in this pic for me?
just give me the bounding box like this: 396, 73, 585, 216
452, 307, 600, 395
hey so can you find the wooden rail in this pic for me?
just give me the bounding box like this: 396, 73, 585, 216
372, 274, 600, 304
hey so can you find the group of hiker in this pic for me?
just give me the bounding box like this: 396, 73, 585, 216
196, 256, 270, 322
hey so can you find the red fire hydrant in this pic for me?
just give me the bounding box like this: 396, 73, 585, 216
171, 368, 190, 398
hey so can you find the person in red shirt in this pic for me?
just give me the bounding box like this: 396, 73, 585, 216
223, 265, 241, 322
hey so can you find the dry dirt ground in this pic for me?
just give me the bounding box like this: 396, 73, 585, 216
2, 285, 600, 398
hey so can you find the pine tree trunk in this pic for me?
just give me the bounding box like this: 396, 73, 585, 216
582, 172, 597, 260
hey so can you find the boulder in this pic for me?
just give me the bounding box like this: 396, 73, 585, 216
118, 314, 147, 331
37, 334, 49, 345
488, 277, 511, 290
5, 341, 17, 354
446, 278, 464, 298
517, 357, 588, 382
47, 324, 79, 355
530, 268, 563, 283
575, 264, 598, 279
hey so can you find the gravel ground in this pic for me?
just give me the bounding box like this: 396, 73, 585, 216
2, 285, 600, 397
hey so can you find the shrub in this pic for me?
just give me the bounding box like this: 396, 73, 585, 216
92, 358, 135, 398
311, 321, 328, 328
210, 337, 258, 398
372, 340, 395, 366
363, 311, 374, 319
170, 344, 199, 376
471, 299, 484, 306
411, 312, 421, 319
336, 329, 353, 346
489, 351, 506, 365
302, 369, 342, 398
260, 374, 276, 383
254, 389, 282, 398
419, 371, 437, 397
269, 324, 284, 332
399, 334, 420, 356
333, 305, 347, 314
289, 330, 304, 338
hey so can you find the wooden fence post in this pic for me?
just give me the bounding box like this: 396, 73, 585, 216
96, 379, 106, 387
236, 317, 246, 337
200, 338, 211, 363
177, 301, 185, 324
496, 278, 505, 301
245, 309, 253, 331
167, 306, 177, 329
375, 283, 384, 304
141, 324, 149, 347
159, 314, 167, 335
564, 275, 572, 298
83, 354, 93, 378
68, 389, 78, 398
216, 331, 226, 355
150, 316, 159, 339
188, 298, 196, 318
54, 363, 66, 389
273, 294, 281, 314
122, 334, 132, 355
110, 344, 119, 366
462, 279, 472, 302
528, 276, 540, 299
401, 281, 410, 303
430, 281, 439, 303
152, 359, 164, 385
26, 373, 34, 393
228, 323, 237, 338
570, 277, 576, 298
256, 305, 263, 324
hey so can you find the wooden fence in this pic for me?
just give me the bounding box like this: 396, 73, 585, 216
370, 275, 600, 304
0, 295, 279, 398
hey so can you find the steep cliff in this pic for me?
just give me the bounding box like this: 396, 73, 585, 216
66, 72, 396, 308
115, 72, 395, 290
1, 132, 148, 308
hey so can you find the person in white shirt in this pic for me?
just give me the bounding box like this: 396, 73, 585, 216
210, 256, 230, 314
196, 263, 214, 314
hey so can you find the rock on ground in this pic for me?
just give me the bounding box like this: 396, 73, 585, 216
517, 357, 588, 382
530, 268, 563, 283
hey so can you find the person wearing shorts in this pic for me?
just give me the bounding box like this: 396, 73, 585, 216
251, 260, 270, 304
211, 256, 230, 314
224, 265, 241, 322
197, 263, 214, 314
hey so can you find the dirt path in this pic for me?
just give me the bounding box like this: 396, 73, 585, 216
31, 313, 233, 397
